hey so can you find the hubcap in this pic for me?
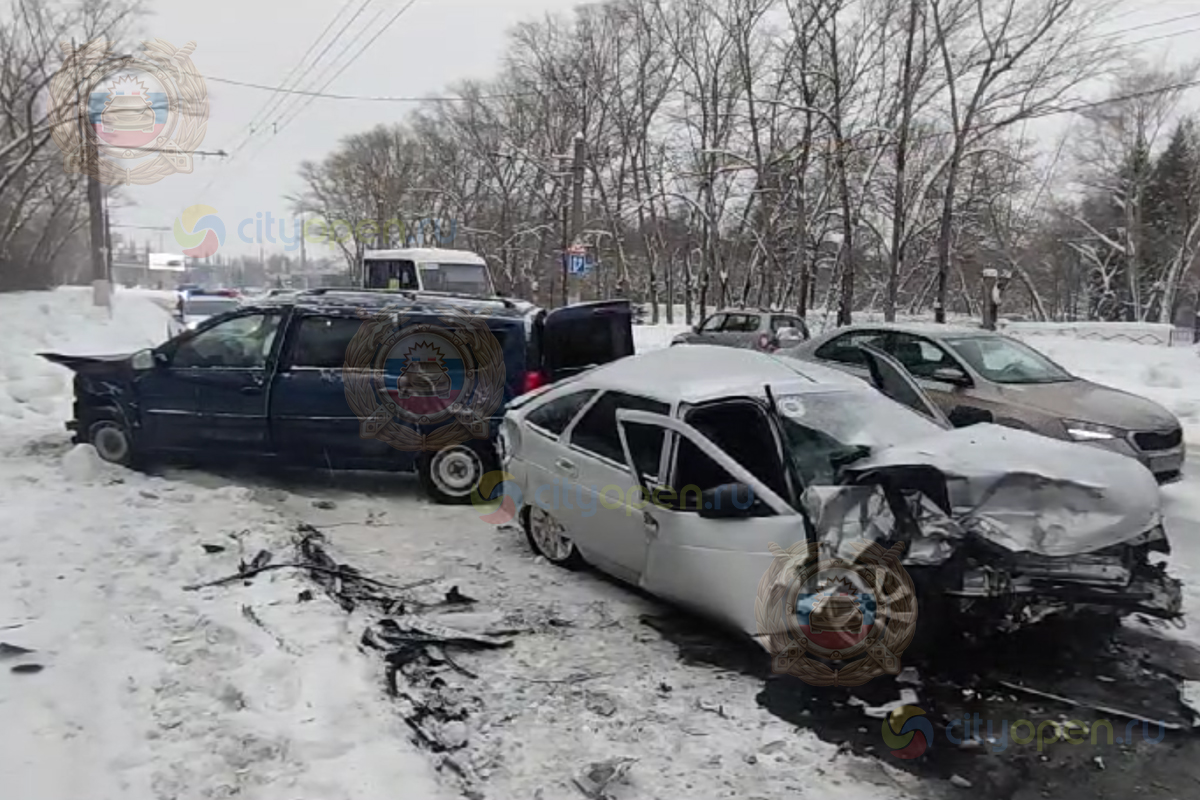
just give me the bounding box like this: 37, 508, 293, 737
92, 424, 129, 463
430, 446, 483, 497
529, 507, 574, 562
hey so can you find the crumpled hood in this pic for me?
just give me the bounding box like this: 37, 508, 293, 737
39, 352, 134, 373
848, 423, 1161, 557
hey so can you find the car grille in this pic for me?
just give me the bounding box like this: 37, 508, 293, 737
1133, 428, 1182, 452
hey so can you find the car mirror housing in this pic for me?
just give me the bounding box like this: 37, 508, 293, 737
932, 366, 971, 386
948, 405, 993, 428
130, 349, 155, 371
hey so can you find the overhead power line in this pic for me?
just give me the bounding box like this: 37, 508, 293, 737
204, 74, 537, 103
250, 0, 421, 157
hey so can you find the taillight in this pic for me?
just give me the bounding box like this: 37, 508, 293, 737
520, 370, 546, 395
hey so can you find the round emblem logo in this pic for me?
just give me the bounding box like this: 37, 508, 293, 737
49, 39, 208, 185
756, 540, 918, 687
343, 308, 506, 452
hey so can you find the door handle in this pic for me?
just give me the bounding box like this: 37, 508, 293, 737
643, 511, 659, 537
240, 385, 263, 395
554, 457, 577, 476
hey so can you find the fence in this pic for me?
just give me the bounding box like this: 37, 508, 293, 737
998, 320, 1196, 348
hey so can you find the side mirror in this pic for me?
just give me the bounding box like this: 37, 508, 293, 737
931, 366, 971, 386
948, 405, 993, 428
131, 349, 155, 370
697, 483, 772, 518
153, 350, 171, 368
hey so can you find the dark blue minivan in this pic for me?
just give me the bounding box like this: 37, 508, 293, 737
42, 289, 634, 503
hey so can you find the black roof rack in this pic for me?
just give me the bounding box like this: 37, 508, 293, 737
301, 287, 518, 310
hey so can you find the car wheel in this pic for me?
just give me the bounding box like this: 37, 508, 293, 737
418, 440, 496, 505
523, 505, 586, 569
87, 418, 135, 467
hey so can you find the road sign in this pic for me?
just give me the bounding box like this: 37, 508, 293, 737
565, 245, 592, 275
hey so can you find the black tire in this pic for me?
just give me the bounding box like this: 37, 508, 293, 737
522, 505, 587, 569
86, 417, 136, 467
417, 439, 497, 505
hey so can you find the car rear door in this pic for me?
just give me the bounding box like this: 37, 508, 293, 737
558, 390, 671, 583
615, 409, 807, 641
270, 313, 400, 467
539, 300, 635, 382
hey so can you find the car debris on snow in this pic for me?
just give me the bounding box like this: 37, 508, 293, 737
572, 757, 637, 799
0, 642, 34, 658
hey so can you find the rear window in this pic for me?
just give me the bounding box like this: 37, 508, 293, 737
526, 390, 596, 436
287, 316, 362, 368
571, 391, 670, 465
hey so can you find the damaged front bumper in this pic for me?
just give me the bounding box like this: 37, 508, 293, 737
802, 476, 1184, 631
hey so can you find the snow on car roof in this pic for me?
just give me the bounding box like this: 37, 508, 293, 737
831, 321, 987, 338
361, 248, 486, 264
580, 345, 867, 404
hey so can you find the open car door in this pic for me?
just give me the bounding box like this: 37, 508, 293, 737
540, 300, 634, 381
858, 343, 951, 428
614, 408, 808, 643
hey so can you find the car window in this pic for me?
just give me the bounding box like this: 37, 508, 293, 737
526, 390, 597, 437
570, 391, 670, 465
887, 333, 961, 379
685, 401, 790, 501
669, 437, 742, 512
943, 335, 1073, 384
173, 313, 282, 369
699, 314, 726, 332
814, 330, 889, 365
287, 316, 362, 369
721, 314, 761, 333
772, 315, 802, 332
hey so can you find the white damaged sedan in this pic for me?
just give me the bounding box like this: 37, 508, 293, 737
497, 345, 1182, 642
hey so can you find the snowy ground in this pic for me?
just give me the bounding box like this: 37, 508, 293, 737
1, 288, 448, 800
4, 289, 1200, 799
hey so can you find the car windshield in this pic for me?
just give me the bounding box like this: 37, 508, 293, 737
418, 262, 493, 296
943, 335, 1073, 384
776, 391, 943, 485
183, 299, 240, 316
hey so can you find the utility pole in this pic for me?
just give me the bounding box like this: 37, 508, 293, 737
72, 38, 109, 309
568, 132, 585, 305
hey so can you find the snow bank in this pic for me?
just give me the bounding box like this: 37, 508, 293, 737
0, 287, 171, 432
0, 288, 451, 800
632, 323, 690, 352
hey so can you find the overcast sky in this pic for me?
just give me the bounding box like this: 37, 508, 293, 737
109, 0, 1200, 259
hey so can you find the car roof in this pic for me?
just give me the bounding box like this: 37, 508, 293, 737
818, 321, 988, 339
711, 307, 780, 315
361, 248, 486, 264
574, 345, 869, 405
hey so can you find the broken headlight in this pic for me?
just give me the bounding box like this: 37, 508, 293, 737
1064, 419, 1124, 442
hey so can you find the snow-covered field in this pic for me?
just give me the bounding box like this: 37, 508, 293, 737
4, 288, 1200, 800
